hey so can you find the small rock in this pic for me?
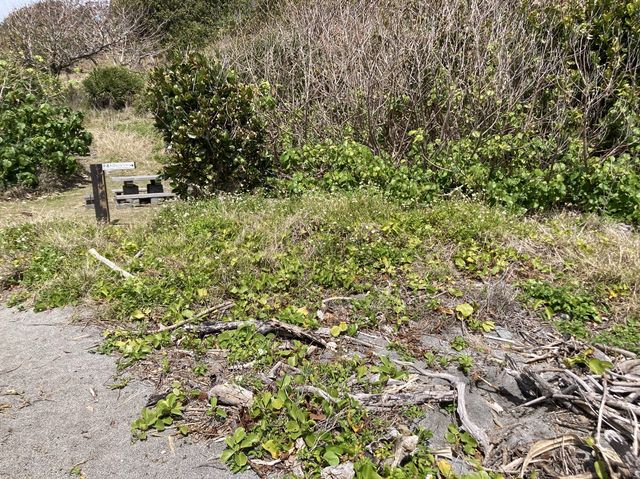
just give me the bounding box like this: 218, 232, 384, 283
321, 462, 355, 479
494, 326, 513, 340
207, 383, 253, 406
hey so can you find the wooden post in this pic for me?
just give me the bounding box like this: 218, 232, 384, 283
90, 163, 110, 223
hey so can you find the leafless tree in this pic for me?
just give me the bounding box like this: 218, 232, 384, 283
0, 0, 163, 73
217, 0, 638, 162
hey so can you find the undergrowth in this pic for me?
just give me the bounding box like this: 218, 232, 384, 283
1, 192, 639, 478
1, 192, 637, 351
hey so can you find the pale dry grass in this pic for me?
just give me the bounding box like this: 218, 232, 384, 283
516, 212, 640, 324
84, 108, 163, 174
0, 109, 167, 229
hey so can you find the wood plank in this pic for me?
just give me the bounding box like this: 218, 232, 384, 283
115, 192, 175, 201
110, 175, 160, 182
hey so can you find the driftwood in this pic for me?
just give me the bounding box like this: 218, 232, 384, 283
152, 301, 235, 333
184, 319, 328, 348
297, 383, 454, 410
208, 383, 254, 406
408, 364, 492, 454
88, 248, 133, 279
515, 362, 640, 475
352, 389, 456, 407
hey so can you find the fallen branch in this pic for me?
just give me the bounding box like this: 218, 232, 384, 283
152, 301, 234, 333
88, 248, 133, 279
321, 292, 369, 305
409, 364, 491, 453
352, 389, 456, 407
184, 319, 327, 348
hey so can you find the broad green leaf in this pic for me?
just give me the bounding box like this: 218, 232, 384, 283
586, 358, 613, 375
233, 427, 246, 443
437, 459, 454, 479
455, 303, 474, 318
220, 449, 234, 463
323, 450, 340, 466
594, 460, 609, 479
262, 439, 280, 459
234, 451, 248, 467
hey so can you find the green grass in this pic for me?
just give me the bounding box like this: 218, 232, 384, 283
2, 191, 638, 352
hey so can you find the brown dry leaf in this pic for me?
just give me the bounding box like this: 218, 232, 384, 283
310, 411, 327, 421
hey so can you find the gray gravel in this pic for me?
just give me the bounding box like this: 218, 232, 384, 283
0, 306, 255, 479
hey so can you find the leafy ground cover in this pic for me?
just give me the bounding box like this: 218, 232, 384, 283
1, 190, 639, 478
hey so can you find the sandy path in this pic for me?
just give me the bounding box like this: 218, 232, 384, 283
0, 306, 254, 479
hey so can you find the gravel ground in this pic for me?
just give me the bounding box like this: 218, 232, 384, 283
0, 306, 255, 479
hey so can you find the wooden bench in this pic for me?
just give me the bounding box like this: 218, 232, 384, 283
111, 175, 175, 207
84, 174, 175, 208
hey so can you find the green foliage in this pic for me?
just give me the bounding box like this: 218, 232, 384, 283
594, 318, 640, 354
565, 348, 613, 375
455, 354, 474, 375
0, 60, 91, 189
147, 53, 273, 197
274, 139, 438, 205
445, 423, 479, 456
119, 0, 268, 49
522, 279, 603, 325
83, 66, 144, 110
131, 383, 186, 440
450, 336, 467, 352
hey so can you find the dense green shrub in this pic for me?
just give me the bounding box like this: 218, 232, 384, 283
275, 129, 640, 223
83, 66, 144, 110
274, 139, 438, 205
147, 54, 273, 197
0, 60, 92, 190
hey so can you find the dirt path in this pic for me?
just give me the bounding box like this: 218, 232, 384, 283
0, 306, 255, 479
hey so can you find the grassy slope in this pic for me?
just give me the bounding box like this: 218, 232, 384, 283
1, 111, 639, 478
1, 191, 638, 351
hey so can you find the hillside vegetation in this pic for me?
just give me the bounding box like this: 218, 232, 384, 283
1, 0, 640, 478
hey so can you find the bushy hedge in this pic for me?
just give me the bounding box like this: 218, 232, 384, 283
0, 60, 92, 190
274, 131, 640, 224
274, 139, 437, 205
83, 66, 144, 110
147, 54, 273, 197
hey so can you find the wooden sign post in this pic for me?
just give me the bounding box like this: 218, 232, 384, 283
90, 163, 110, 223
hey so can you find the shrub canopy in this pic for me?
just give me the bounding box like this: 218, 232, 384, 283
83, 66, 144, 110
0, 60, 92, 190
147, 54, 273, 197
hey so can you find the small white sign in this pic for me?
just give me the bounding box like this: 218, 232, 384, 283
102, 162, 136, 171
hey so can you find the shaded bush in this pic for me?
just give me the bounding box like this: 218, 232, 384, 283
147, 54, 273, 197
83, 66, 144, 109
0, 60, 92, 190
118, 0, 276, 50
